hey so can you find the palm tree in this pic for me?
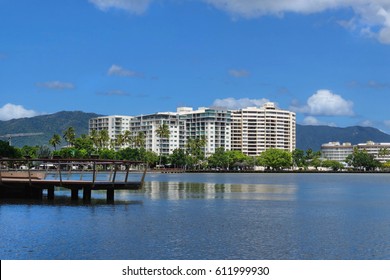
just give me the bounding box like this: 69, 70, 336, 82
98, 129, 110, 149
123, 130, 133, 147
186, 135, 207, 168
63, 127, 76, 147
49, 134, 61, 151
134, 131, 146, 149
198, 135, 207, 159
156, 123, 170, 165
115, 133, 126, 149
90, 129, 100, 148
379, 147, 390, 161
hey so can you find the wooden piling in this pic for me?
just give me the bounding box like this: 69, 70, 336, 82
47, 186, 55, 200
83, 187, 92, 202
71, 189, 79, 200
107, 188, 114, 202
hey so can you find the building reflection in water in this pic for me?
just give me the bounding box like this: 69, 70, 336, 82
144, 181, 297, 201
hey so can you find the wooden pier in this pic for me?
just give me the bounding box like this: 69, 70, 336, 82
0, 158, 146, 203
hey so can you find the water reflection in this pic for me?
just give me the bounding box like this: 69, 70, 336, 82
144, 181, 297, 201
2, 173, 390, 259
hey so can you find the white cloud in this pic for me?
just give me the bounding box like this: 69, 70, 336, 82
89, 0, 151, 14
302, 116, 336, 126
0, 104, 40, 121
291, 89, 354, 116
108, 64, 143, 78
36, 81, 75, 90
212, 97, 269, 109
353, 80, 390, 89
302, 116, 322, 125
229, 69, 250, 78
97, 89, 130, 96
384, 120, 390, 127
361, 120, 374, 127
87, 1, 390, 44
204, 0, 390, 44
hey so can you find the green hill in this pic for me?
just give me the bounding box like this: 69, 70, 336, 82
0, 111, 102, 147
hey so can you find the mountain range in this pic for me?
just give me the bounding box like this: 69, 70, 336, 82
1, 111, 390, 151
0, 111, 101, 148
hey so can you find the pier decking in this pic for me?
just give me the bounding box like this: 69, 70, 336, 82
0, 158, 146, 203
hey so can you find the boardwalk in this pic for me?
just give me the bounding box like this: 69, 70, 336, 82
0, 158, 146, 203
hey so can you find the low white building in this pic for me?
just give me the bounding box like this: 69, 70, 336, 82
321, 141, 390, 163
356, 141, 390, 163
321, 142, 354, 162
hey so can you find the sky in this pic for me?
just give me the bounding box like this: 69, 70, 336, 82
1, 0, 390, 133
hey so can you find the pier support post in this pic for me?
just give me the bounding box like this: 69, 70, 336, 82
83, 187, 91, 202
107, 188, 114, 203
71, 189, 79, 200
47, 186, 55, 200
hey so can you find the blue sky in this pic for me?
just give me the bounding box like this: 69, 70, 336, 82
1, 0, 390, 133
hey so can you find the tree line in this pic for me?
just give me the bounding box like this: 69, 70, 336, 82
1, 126, 389, 171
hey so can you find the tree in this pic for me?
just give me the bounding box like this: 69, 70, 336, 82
143, 150, 159, 167
382, 161, 390, 170
378, 148, 390, 161
186, 136, 207, 169
63, 127, 76, 147
322, 160, 344, 171
49, 134, 61, 151
207, 147, 229, 169
225, 150, 248, 170
170, 148, 187, 169
115, 133, 126, 149
98, 129, 110, 149
37, 145, 52, 158
346, 148, 380, 171
90, 129, 100, 148
134, 131, 145, 149
19, 145, 38, 158
98, 148, 117, 160
73, 135, 95, 156
258, 148, 292, 170
117, 147, 142, 161
123, 130, 133, 147
0, 140, 21, 158
305, 148, 321, 168
292, 149, 306, 168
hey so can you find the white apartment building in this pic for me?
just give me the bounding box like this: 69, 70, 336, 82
177, 107, 231, 156
129, 112, 184, 155
231, 102, 296, 156
89, 107, 231, 156
88, 115, 132, 148
321, 142, 354, 162
356, 141, 390, 162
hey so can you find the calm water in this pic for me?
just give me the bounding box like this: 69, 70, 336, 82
1, 173, 390, 260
